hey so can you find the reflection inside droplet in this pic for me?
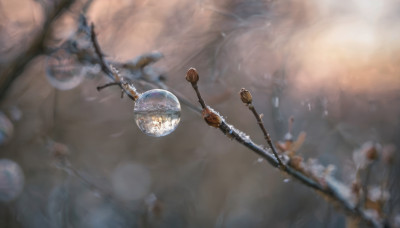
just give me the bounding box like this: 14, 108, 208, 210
133, 89, 181, 137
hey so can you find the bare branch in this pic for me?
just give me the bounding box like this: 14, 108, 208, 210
185, 68, 384, 228
239, 88, 285, 168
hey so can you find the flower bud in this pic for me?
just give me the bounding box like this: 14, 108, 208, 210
202, 108, 221, 128
186, 68, 199, 84
289, 155, 303, 170
239, 88, 252, 104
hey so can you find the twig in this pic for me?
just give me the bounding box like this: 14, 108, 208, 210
0, 0, 76, 101
90, 24, 139, 101
185, 68, 384, 228
96, 82, 121, 91
239, 88, 284, 168
186, 68, 206, 109
90, 24, 113, 77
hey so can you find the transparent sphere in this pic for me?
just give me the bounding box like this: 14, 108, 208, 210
0, 112, 13, 145
45, 48, 84, 90
134, 89, 181, 137
0, 159, 24, 202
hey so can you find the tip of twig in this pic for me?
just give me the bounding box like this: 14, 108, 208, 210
239, 88, 252, 104
186, 68, 199, 84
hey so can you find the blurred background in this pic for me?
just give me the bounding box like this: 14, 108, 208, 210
0, 0, 400, 227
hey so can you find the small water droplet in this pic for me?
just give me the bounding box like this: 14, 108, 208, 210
307, 103, 312, 111
0, 112, 13, 145
283, 178, 290, 183
134, 89, 181, 137
0, 159, 24, 202
257, 158, 263, 163
45, 49, 84, 90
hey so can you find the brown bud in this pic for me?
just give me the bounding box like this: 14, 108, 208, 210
202, 108, 221, 128
239, 88, 252, 104
289, 155, 303, 171
186, 68, 199, 84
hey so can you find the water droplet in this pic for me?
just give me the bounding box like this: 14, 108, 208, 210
307, 103, 312, 111
0, 159, 24, 202
112, 162, 151, 201
0, 112, 13, 145
257, 158, 263, 163
283, 178, 290, 183
134, 89, 181, 137
45, 49, 84, 90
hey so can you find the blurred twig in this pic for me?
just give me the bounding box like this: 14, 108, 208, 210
0, 0, 76, 101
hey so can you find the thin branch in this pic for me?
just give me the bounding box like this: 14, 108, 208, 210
86, 17, 200, 113
185, 68, 383, 228
97, 82, 121, 91
193, 84, 207, 109
89, 24, 139, 101
247, 104, 284, 167
0, 0, 76, 101
90, 24, 113, 77
239, 88, 284, 168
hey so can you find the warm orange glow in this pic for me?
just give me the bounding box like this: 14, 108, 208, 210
294, 19, 400, 91
290, 1, 400, 94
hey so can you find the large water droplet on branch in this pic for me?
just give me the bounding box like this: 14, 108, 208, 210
0, 159, 24, 202
134, 89, 181, 137
0, 112, 13, 145
45, 49, 84, 90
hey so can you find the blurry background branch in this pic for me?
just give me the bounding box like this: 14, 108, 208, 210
0, 0, 76, 101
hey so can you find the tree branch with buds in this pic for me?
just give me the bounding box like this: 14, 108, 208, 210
10, 11, 390, 227
185, 68, 387, 228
